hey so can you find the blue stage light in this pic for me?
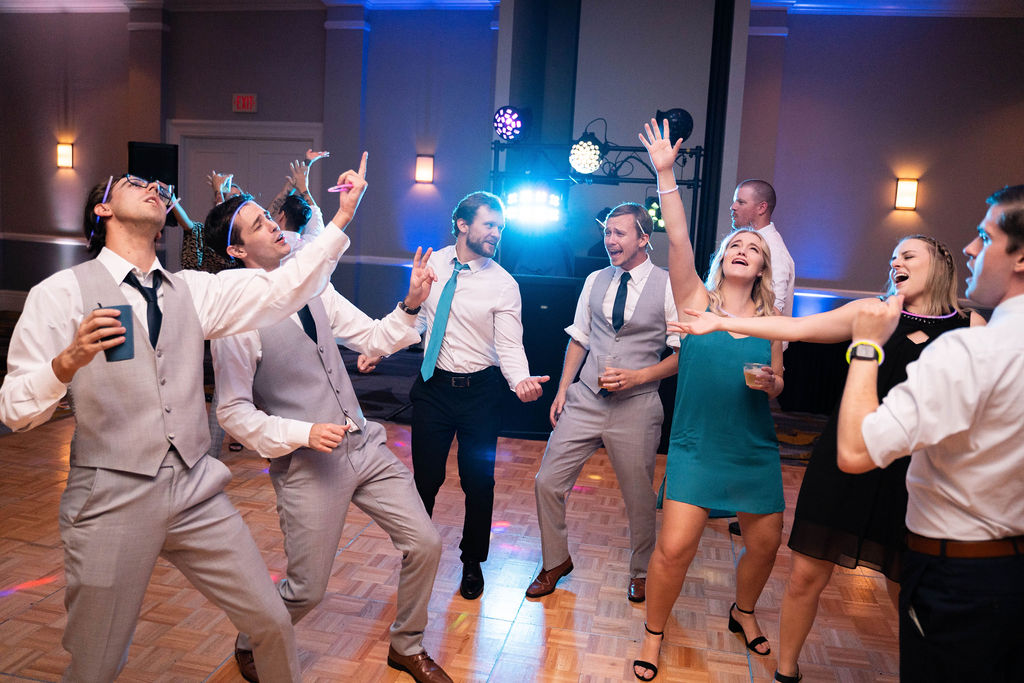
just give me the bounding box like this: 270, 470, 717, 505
505, 186, 562, 229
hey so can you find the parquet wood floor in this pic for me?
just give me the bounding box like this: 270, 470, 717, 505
0, 416, 898, 682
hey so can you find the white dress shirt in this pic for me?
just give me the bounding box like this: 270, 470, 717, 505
211, 284, 420, 459
862, 292, 1024, 541
0, 223, 350, 432
415, 244, 530, 390
757, 222, 795, 316
565, 256, 679, 349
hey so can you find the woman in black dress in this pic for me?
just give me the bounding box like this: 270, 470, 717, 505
672, 235, 984, 682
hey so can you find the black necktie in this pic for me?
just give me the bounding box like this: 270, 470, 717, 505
612, 271, 631, 332
124, 271, 162, 347
296, 304, 318, 343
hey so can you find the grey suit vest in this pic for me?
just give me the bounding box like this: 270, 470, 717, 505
579, 265, 670, 398
69, 259, 209, 476
252, 297, 365, 447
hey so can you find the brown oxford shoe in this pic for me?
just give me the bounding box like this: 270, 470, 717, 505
627, 577, 646, 603
525, 557, 574, 598
234, 647, 259, 683
386, 645, 453, 683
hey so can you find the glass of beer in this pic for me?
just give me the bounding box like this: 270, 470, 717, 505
743, 362, 769, 388
598, 354, 620, 389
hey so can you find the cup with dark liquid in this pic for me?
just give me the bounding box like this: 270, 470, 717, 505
598, 354, 620, 389
743, 362, 769, 388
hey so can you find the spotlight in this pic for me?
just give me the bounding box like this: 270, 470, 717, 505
493, 106, 529, 141
569, 132, 604, 174
655, 108, 694, 144
505, 185, 562, 227
645, 196, 666, 232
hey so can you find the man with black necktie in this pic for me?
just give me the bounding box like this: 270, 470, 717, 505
411, 191, 549, 601
206, 195, 453, 683
528, 202, 679, 602
0, 155, 368, 682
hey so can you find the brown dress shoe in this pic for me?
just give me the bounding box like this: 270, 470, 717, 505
627, 577, 646, 603
234, 647, 259, 683
525, 557, 574, 598
387, 645, 453, 683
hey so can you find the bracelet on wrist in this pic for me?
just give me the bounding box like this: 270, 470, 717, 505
846, 340, 884, 365
656, 185, 679, 195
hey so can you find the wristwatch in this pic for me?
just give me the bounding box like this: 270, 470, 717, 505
398, 300, 421, 315
849, 343, 881, 362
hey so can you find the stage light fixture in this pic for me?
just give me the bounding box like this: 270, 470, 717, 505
645, 197, 666, 231
655, 108, 694, 144
493, 106, 528, 141
505, 186, 562, 226
569, 132, 604, 174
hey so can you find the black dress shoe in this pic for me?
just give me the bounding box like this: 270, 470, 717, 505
728, 521, 742, 536
234, 646, 259, 683
460, 561, 484, 600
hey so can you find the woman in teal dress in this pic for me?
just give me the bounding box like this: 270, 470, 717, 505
632, 120, 785, 680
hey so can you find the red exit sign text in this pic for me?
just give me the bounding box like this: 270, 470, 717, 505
233, 94, 258, 113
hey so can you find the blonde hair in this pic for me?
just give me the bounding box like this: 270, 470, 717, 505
884, 234, 963, 317
705, 228, 776, 317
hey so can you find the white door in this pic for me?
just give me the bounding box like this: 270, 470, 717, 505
165, 120, 323, 270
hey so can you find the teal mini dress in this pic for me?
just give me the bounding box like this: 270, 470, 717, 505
664, 329, 784, 514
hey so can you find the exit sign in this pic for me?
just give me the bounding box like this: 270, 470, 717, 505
233, 93, 258, 113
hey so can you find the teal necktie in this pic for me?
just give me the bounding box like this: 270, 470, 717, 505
420, 261, 470, 381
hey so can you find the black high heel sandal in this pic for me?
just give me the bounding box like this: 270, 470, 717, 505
633, 622, 664, 681
774, 669, 802, 682
728, 602, 771, 655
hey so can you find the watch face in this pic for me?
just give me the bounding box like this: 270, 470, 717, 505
853, 344, 878, 360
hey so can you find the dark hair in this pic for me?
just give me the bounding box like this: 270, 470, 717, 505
83, 178, 118, 256
451, 191, 504, 237
986, 185, 1024, 253
605, 202, 653, 240
204, 193, 254, 261
738, 179, 777, 216
279, 194, 313, 232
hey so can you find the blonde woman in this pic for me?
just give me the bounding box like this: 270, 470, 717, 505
674, 234, 981, 682
631, 120, 785, 680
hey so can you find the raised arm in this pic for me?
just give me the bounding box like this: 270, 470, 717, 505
639, 119, 705, 314
671, 298, 871, 343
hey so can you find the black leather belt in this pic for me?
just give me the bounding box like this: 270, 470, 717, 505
431, 367, 498, 388
906, 531, 1024, 559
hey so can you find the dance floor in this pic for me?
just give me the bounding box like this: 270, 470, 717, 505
0, 415, 899, 682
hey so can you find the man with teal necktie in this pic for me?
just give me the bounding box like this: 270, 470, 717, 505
411, 191, 549, 601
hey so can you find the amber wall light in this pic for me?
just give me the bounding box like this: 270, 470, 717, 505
415, 155, 434, 183
57, 143, 74, 168
894, 178, 918, 210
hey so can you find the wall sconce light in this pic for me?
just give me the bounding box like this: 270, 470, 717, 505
895, 178, 918, 210
415, 155, 434, 183
57, 143, 74, 168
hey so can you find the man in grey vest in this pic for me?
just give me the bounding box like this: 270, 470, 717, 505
209, 217, 452, 683
527, 202, 679, 601
0, 155, 368, 682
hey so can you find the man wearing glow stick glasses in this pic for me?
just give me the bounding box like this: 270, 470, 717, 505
205, 189, 453, 683
0, 154, 368, 683
527, 202, 679, 602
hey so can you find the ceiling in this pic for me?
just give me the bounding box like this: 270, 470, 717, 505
0, 0, 1021, 17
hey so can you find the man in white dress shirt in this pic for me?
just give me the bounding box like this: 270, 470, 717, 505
837, 185, 1024, 682
208, 205, 452, 683
730, 179, 795, 315
528, 202, 679, 602
0, 155, 368, 682
410, 191, 549, 601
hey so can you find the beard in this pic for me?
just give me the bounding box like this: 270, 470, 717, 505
466, 233, 496, 259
